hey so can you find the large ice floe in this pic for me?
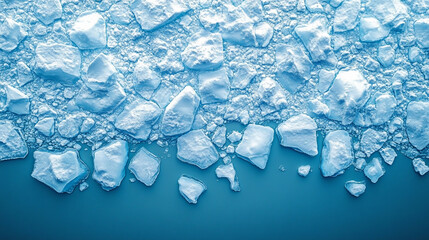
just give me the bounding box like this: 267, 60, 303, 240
0, 0, 429, 201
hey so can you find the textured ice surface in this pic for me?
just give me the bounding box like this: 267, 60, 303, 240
298, 165, 311, 177
92, 140, 129, 191
31, 149, 88, 193
198, 68, 230, 104
34, 0, 62, 25
178, 175, 206, 204
177, 130, 219, 169
0, 121, 28, 161
216, 163, 240, 192
364, 157, 385, 183
321, 130, 353, 177
69, 11, 106, 50
333, 0, 361, 32
345, 180, 366, 197
360, 129, 388, 157
379, 147, 397, 165
1, 84, 30, 115
181, 32, 223, 71
0, 18, 27, 52
414, 18, 429, 48
406, 102, 429, 151
412, 158, 429, 176
128, 147, 160, 186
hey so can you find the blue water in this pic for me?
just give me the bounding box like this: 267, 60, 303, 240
1, 124, 428, 240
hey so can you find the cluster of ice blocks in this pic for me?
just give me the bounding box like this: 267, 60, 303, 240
0, 0, 428, 201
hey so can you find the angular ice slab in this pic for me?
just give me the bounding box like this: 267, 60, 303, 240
0, 18, 27, 52
379, 147, 396, 165
132, 60, 161, 99
377, 45, 395, 68
35, 117, 55, 137
412, 158, 429, 176
345, 180, 366, 197
57, 114, 84, 139
406, 101, 429, 150
34, 43, 81, 85
131, 0, 189, 31
414, 18, 429, 49
34, 0, 62, 25
277, 114, 318, 156
128, 147, 160, 186
216, 163, 240, 192
85, 53, 118, 91
360, 129, 388, 157
321, 130, 353, 177
69, 11, 107, 50
31, 150, 88, 194
2, 84, 30, 115
236, 124, 274, 170
324, 70, 369, 125
177, 130, 219, 169
218, 3, 256, 47
198, 68, 230, 104
364, 157, 385, 183
333, 0, 361, 32
298, 165, 311, 177
92, 140, 129, 191
359, 17, 390, 42
76, 82, 126, 114
161, 86, 200, 136
0, 121, 28, 161
178, 175, 206, 204
181, 31, 224, 71
115, 100, 161, 140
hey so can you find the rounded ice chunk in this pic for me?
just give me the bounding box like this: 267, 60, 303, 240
69, 11, 106, 50
35, 117, 55, 137
359, 16, 390, 42
132, 60, 161, 100
321, 130, 353, 177
345, 180, 366, 197
178, 175, 206, 204
298, 165, 311, 177
177, 130, 219, 169
360, 129, 388, 157
406, 101, 429, 150
364, 157, 385, 183
0, 121, 28, 161
128, 147, 160, 186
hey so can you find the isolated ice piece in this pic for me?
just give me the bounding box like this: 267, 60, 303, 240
276, 44, 313, 93
58, 114, 84, 139
216, 163, 240, 192
254, 22, 273, 47
298, 165, 311, 177
75, 82, 127, 113
321, 130, 353, 177
34, 0, 62, 25
212, 126, 227, 148
115, 100, 161, 140
414, 18, 429, 48
406, 101, 429, 150
93, 140, 129, 191
133, 60, 161, 99
131, 0, 188, 31
295, 16, 333, 62
364, 157, 385, 183
0, 121, 28, 161
333, 0, 361, 32
4, 85, 30, 115
377, 45, 395, 68
354, 158, 367, 171
198, 68, 230, 104
219, 3, 256, 47
108, 2, 133, 25
360, 129, 388, 157
236, 124, 274, 170
79, 182, 89, 191
231, 63, 256, 89
412, 158, 429, 176
31, 150, 88, 194
345, 180, 366, 197
178, 175, 206, 204
277, 114, 318, 156
359, 17, 390, 42
34, 43, 81, 85
317, 70, 335, 93
35, 117, 55, 137
181, 31, 223, 71
257, 77, 287, 115
69, 11, 106, 49
161, 86, 200, 136
324, 70, 370, 125
227, 131, 242, 143
85, 53, 117, 91
177, 130, 219, 169
128, 147, 160, 186
0, 18, 27, 52
17, 62, 33, 86
379, 147, 397, 165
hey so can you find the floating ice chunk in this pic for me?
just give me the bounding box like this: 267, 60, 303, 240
80, 118, 95, 133
212, 126, 227, 148
324, 70, 370, 125
257, 77, 287, 115
227, 131, 242, 143
69, 11, 106, 49
198, 68, 230, 104
178, 175, 206, 204
379, 147, 397, 165
360, 129, 388, 157
58, 114, 84, 139
181, 31, 223, 71
75, 82, 126, 114
236, 124, 274, 170
34, 43, 81, 85
133, 60, 161, 99
354, 158, 367, 171
355, 92, 397, 127
115, 100, 161, 140
406, 101, 429, 150
31, 150, 88, 193
359, 17, 390, 42
85, 53, 117, 91
254, 22, 273, 47
79, 182, 89, 191
3, 85, 30, 115
330, 0, 344, 7
345, 180, 366, 197
277, 114, 318, 156
230, 63, 256, 89
414, 18, 429, 48
131, 0, 189, 31
0, 121, 28, 161
224, 95, 251, 125
377, 45, 395, 68
93, 140, 129, 191
216, 163, 240, 192
412, 158, 429, 176
177, 130, 219, 169
161, 86, 200, 136
317, 69, 335, 93
34, 0, 62, 25
219, 4, 256, 47
128, 147, 160, 186
364, 157, 385, 183
321, 130, 353, 177
35, 117, 55, 137
333, 0, 361, 32
298, 165, 311, 177
199, 8, 221, 30
276, 44, 313, 93
0, 18, 27, 52
307, 98, 329, 116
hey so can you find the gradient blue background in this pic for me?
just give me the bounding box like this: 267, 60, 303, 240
1, 125, 428, 240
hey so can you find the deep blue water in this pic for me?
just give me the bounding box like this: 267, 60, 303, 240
1, 124, 428, 240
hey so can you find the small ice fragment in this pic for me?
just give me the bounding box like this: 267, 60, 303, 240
412, 158, 429, 176
0, 18, 27, 52
379, 147, 397, 165
321, 130, 353, 177
254, 22, 273, 47
178, 175, 206, 204
216, 163, 240, 192
317, 69, 335, 93
177, 130, 219, 169
4, 85, 30, 115
17, 62, 33, 86
0, 121, 28, 161
413, 18, 429, 48
354, 158, 367, 171
69, 11, 107, 49
35, 117, 55, 137
364, 157, 385, 183
219, 3, 256, 47
360, 129, 388, 157
406, 101, 429, 150
84, 53, 118, 91
230, 63, 256, 89
212, 126, 227, 148
345, 180, 366, 197
34, 0, 62, 25
359, 17, 390, 42
128, 147, 160, 186
80, 118, 95, 133
79, 182, 89, 192
333, 0, 361, 32
198, 68, 230, 104
298, 165, 311, 177
133, 60, 161, 99
377, 45, 395, 68
58, 114, 84, 139
227, 131, 242, 143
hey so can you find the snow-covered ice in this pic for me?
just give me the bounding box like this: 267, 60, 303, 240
216, 163, 240, 192
360, 129, 388, 157
333, 0, 361, 32
69, 11, 106, 49
177, 130, 219, 169
128, 147, 160, 186
298, 165, 311, 177
1, 84, 30, 115
414, 18, 429, 48
321, 130, 353, 177
0, 121, 28, 161
364, 157, 385, 183
198, 68, 230, 104
345, 180, 366, 197
0, 18, 27, 52
178, 175, 206, 204
35, 117, 55, 137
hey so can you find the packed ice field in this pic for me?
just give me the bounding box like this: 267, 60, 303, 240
0, 0, 428, 203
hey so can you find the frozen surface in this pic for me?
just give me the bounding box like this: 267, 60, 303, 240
181, 32, 223, 71
321, 130, 353, 177
178, 175, 206, 204
345, 180, 366, 197
177, 130, 219, 169
364, 157, 385, 183
216, 163, 240, 192
128, 147, 160, 186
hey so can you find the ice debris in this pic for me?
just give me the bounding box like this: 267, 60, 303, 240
132, 60, 161, 99
364, 157, 385, 183
128, 147, 160, 186
414, 18, 429, 48
34, 0, 62, 25
406, 101, 429, 151
360, 129, 388, 157
412, 158, 429, 176
216, 163, 240, 192
178, 175, 206, 204
177, 130, 219, 169
379, 147, 397, 165
345, 180, 366, 197
333, 0, 361, 32
0, 121, 28, 161
298, 165, 311, 177
0, 18, 27, 52
321, 130, 353, 177
181, 32, 224, 71
35, 118, 55, 137
69, 11, 106, 49
0, 84, 30, 115
198, 68, 230, 104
